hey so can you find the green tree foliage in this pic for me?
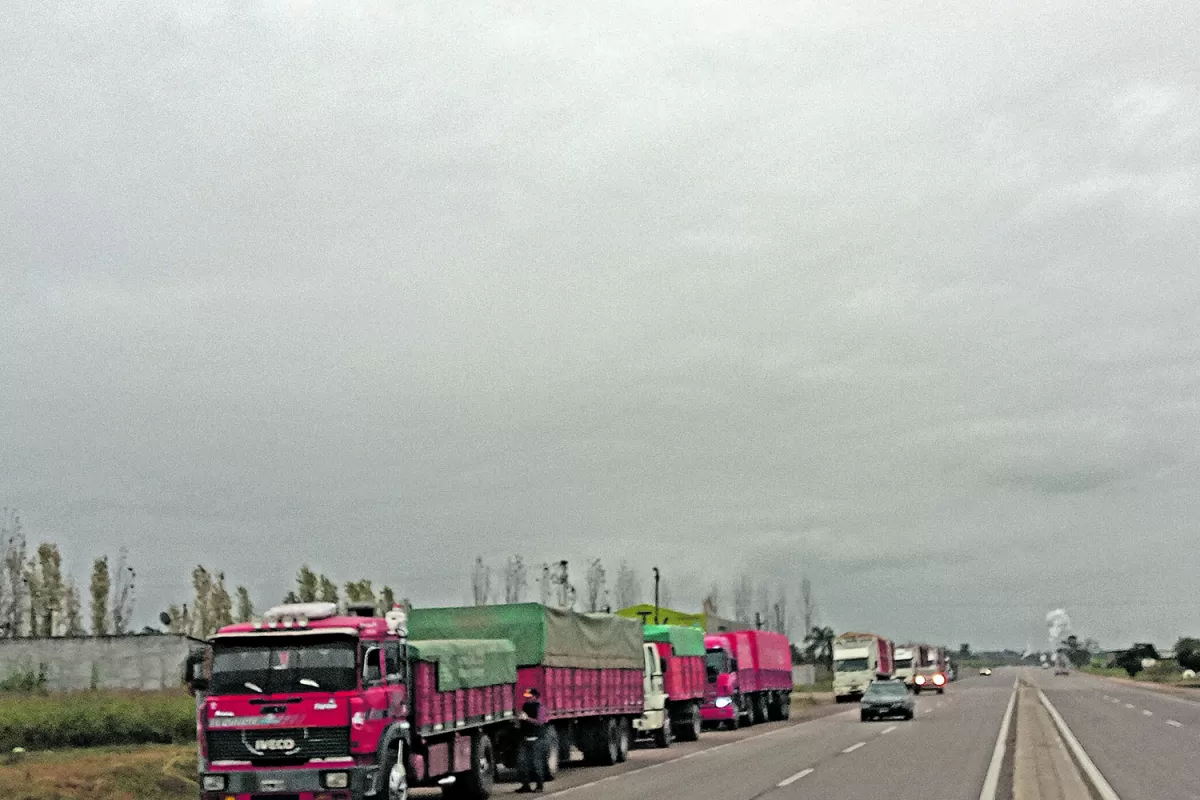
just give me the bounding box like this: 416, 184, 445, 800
296, 565, 319, 603
89, 556, 110, 635
959, 643, 972, 659
318, 575, 338, 604
378, 585, 396, 615
804, 626, 835, 668
1115, 643, 1160, 678
191, 566, 215, 637
235, 586, 254, 623
210, 573, 233, 631
3, 510, 29, 637
1174, 637, 1200, 672
345, 579, 375, 605
27, 543, 65, 636
1062, 634, 1091, 668
62, 580, 86, 636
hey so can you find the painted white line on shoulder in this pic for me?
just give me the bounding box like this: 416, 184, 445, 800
1037, 689, 1123, 800
842, 742, 866, 753
777, 768, 814, 787
1167, 719, 1182, 727
1143, 709, 1153, 716
978, 685, 1018, 800
881, 725, 897, 734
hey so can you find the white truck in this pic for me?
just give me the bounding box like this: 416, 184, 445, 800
833, 632, 895, 703
894, 644, 918, 689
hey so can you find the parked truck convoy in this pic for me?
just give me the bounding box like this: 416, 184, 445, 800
189, 601, 518, 800
407, 602, 646, 776
636, 624, 707, 745
701, 629, 793, 728
833, 632, 895, 703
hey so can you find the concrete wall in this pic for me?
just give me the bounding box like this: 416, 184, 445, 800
791, 664, 817, 686
0, 635, 191, 691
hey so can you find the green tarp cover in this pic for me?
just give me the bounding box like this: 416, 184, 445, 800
407, 639, 517, 692
642, 624, 706, 657
409, 603, 643, 670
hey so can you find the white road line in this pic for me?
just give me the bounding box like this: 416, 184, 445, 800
1143, 709, 1153, 716
1124, 703, 1135, 709
881, 725, 897, 734
978, 685, 1017, 800
842, 742, 866, 753
1167, 719, 1182, 727
924, 708, 933, 714
777, 768, 814, 787
1037, 689, 1124, 800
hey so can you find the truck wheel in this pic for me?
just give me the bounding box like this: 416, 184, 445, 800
780, 694, 791, 721
753, 694, 769, 725
616, 719, 630, 762
676, 706, 701, 741
444, 733, 494, 799
599, 718, 620, 765
860, 710, 869, 722
653, 708, 672, 748
544, 726, 560, 778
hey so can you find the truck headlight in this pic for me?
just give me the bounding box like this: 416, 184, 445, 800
715, 697, 732, 708
323, 771, 349, 789
202, 775, 226, 791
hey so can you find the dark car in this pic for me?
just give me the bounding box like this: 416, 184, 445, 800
860, 679, 915, 722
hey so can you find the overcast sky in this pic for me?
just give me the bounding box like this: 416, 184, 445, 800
3, 0, 1198, 650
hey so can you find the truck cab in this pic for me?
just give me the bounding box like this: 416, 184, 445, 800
894, 646, 916, 690
701, 639, 740, 728
633, 643, 671, 746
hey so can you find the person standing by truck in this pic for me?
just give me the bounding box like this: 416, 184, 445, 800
516, 688, 548, 793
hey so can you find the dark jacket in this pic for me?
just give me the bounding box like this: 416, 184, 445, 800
519, 698, 546, 738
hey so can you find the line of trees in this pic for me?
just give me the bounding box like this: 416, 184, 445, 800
465, 555, 817, 643
2, 508, 136, 638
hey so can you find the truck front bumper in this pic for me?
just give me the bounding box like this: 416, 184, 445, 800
200, 764, 375, 800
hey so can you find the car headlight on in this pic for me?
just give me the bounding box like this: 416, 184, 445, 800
323, 771, 350, 789
202, 775, 226, 791
715, 696, 733, 708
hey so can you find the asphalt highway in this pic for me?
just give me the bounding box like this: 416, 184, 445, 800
486, 671, 1019, 799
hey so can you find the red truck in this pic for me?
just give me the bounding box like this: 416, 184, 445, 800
913, 645, 948, 694
701, 629, 793, 729
408, 602, 645, 776
187, 601, 517, 800
635, 624, 707, 745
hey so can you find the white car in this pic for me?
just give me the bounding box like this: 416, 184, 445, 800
979, 668, 992, 676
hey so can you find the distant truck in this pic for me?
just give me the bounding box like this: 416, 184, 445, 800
913, 645, 947, 694
701, 629, 793, 729
635, 624, 707, 746
409, 602, 645, 776
188, 601, 518, 800
894, 644, 922, 689
833, 632, 895, 703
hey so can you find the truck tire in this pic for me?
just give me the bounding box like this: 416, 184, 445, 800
616, 719, 630, 762
598, 718, 620, 765
752, 694, 769, 725
544, 726, 561, 778
675, 705, 701, 741
781, 694, 791, 720
653, 708, 672, 749
443, 733, 494, 800
377, 740, 408, 800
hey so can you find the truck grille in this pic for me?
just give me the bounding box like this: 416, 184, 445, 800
206, 727, 350, 763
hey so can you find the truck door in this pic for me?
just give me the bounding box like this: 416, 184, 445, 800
644, 644, 665, 710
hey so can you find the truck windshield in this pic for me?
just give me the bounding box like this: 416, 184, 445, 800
210, 636, 357, 695
705, 648, 730, 679
895, 657, 913, 668
834, 657, 870, 671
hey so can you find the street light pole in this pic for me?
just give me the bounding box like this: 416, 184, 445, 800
653, 567, 660, 624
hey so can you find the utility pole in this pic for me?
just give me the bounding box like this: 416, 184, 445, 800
755, 611, 763, 631
653, 567, 660, 624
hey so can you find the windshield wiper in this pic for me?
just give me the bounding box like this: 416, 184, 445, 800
243, 681, 264, 693
299, 678, 320, 689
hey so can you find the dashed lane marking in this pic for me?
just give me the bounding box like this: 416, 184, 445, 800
777, 768, 813, 787
1167, 719, 1182, 727
841, 742, 866, 754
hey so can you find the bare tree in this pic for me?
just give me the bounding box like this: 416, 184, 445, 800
211, 573, 234, 630
110, 548, 136, 635
191, 565, 215, 638
801, 577, 816, 635
773, 584, 788, 636
548, 560, 575, 609
702, 583, 721, 615
503, 555, 528, 603
732, 574, 754, 625
584, 559, 607, 612
614, 561, 642, 609
471, 557, 492, 606
2, 509, 28, 637
659, 576, 673, 610
539, 563, 552, 606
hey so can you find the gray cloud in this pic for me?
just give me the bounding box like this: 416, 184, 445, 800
3, 0, 1199, 649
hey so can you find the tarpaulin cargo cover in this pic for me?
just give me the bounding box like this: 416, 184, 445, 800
409, 603, 643, 670
407, 639, 517, 691
642, 624, 706, 657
